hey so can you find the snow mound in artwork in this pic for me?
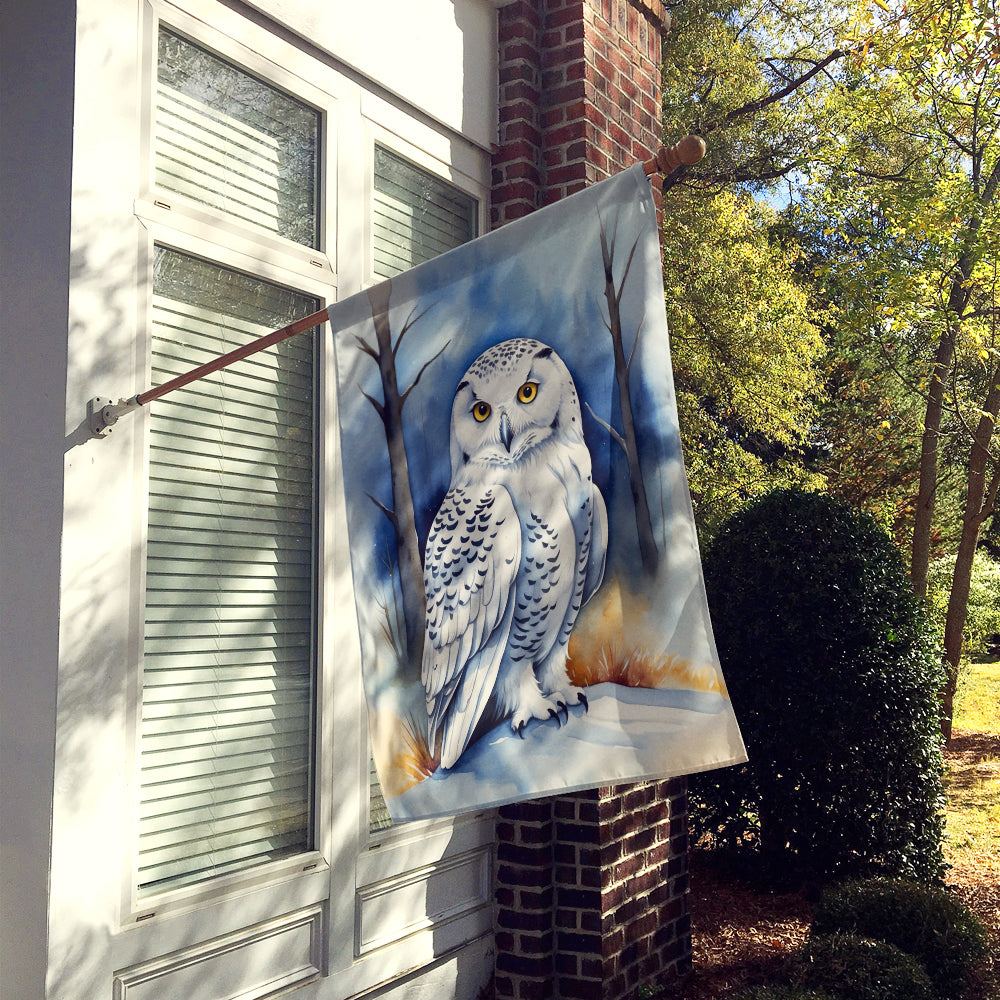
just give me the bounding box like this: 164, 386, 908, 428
389, 682, 745, 822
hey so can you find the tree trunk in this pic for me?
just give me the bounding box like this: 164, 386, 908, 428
367, 280, 426, 670
910, 327, 955, 598
910, 159, 1000, 595
940, 371, 1000, 740
600, 223, 660, 574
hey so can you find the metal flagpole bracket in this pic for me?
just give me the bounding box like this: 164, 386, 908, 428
88, 395, 141, 438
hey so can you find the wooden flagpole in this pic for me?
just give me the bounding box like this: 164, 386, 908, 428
88, 136, 704, 437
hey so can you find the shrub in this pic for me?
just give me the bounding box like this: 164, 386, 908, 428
691, 489, 946, 882
811, 878, 988, 999
792, 933, 934, 1000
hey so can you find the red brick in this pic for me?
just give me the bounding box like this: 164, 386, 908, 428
498, 863, 552, 888
559, 979, 604, 1000
558, 930, 603, 955
502, 40, 538, 64
543, 39, 587, 68
540, 27, 565, 49
546, 163, 589, 186
496, 952, 550, 978
499, 99, 540, 124
502, 120, 543, 145
503, 79, 541, 104
520, 930, 555, 954
498, 906, 551, 932
555, 952, 579, 976
543, 106, 566, 129
520, 886, 554, 910
547, 2, 589, 28
625, 868, 658, 896
545, 119, 589, 146
493, 139, 540, 164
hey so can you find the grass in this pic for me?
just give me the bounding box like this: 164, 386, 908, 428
945, 659, 1000, 869
941, 658, 1000, 1000
953, 658, 1000, 734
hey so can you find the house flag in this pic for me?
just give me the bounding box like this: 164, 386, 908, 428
331, 164, 746, 822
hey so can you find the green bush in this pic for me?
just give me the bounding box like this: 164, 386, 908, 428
691, 489, 946, 882
812, 878, 988, 998
792, 933, 934, 1000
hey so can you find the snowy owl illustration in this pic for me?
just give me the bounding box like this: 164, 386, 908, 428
422, 338, 608, 770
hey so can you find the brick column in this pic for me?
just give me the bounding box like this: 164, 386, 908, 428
551, 783, 691, 998
491, 3, 690, 998
492, 0, 668, 225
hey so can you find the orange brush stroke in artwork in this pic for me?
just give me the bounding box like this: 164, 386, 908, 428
566, 577, 728, 696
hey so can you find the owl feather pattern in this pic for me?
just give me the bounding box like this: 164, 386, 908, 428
422, 338, 608, 769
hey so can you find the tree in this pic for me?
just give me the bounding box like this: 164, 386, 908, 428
356, 280, 447, 669
663, 187, 826, 539
657, 1, 860, 539
661, 0, 854, 195
596, 209, 660, 572
800, 0, 1000, 735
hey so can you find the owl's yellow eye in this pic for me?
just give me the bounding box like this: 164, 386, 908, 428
517, 382, 538, 404
472, 401, 491, 422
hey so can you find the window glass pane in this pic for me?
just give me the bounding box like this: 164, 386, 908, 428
156, 28, 320, 248
138, 246, 318, 895
369, 148, 478, 832
372, 146, 477, 279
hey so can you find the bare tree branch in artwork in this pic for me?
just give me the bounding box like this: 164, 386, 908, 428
597, 209, 660, 574
357, 278, 446, 669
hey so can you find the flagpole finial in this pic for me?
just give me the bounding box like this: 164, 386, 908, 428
643, 135, 706, 176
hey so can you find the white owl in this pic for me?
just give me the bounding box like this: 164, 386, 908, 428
422, 338, 608, 770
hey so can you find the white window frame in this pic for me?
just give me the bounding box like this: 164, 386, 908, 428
123, 0, 339, 930
111, 1, 497, 992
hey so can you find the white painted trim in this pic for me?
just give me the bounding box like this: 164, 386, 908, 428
45, 1, 497, 996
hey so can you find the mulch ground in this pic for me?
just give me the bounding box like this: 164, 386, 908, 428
664, 733, 1000, 999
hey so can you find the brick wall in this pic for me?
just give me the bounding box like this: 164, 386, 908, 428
492, 0, 668, 227
490, 3, 691, 998
494, 782, 690, 1000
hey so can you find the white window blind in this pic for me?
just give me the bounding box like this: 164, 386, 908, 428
156, 28, 320, 248
138, 248, 319, 895
368, 148, 478, 831
372, 146, 477, 279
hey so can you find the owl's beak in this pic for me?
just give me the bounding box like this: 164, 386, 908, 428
499, 412, 513, 452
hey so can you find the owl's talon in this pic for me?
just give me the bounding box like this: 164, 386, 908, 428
548, 708, 562, 728
517, 721, 526, 739
579, 692, 588, 713
556, 699, 569, 722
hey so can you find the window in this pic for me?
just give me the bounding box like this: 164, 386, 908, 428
155, 28, 320, 247
367, 146, 479, 832
372, 145, 477, 278
136, 26, 323, 898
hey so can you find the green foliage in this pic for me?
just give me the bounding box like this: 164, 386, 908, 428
927, 550, 1000, 659
661, 0, 851, 192
811, 878, 988, 999
665, 189, 826, 542
791, 934, 934, 1000
691, 489, 947, 882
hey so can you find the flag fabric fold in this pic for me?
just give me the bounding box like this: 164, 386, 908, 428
330, 164, 746, 823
